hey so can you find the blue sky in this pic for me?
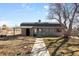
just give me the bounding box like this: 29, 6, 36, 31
0, 3, 56, 27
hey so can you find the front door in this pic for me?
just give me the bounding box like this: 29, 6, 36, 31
26, 28, 30, 36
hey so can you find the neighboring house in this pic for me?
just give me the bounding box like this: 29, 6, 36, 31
20, 21, 63, 37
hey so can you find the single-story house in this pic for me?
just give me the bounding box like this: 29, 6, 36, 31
20, 21, 63, 37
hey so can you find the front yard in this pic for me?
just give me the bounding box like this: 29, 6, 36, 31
0, 36, 79, 56
0, 36, 35, 56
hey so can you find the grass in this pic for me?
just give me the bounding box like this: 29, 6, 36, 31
43, 37, 61, 55
0, 36, 79, 56
0, 36, 35, 56
43, 36, 79, 56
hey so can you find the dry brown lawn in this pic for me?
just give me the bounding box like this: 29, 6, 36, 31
0, 36, 35, 56
43, 36, 79, 56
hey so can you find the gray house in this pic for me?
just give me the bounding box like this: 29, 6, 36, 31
20, 21, 63, 37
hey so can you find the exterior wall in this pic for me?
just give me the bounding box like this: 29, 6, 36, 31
36, 28, 62, 37
21, 28, 26, 36
21, 26, 33, 36
32, 26, 63, 37
21, 26, 63, 37
21, 28, 33, 36
30, 28, 34, 36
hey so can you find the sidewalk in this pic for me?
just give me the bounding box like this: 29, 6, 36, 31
30, 38, 50, 56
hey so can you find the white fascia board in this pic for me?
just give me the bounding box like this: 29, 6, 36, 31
21, 26, 33, 28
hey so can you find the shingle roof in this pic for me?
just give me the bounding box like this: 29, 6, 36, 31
20, 22, 61, 27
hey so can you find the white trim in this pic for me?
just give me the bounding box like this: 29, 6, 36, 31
21, 26, 33, 28
21, 26, 63, 29
34, 27, 63, 28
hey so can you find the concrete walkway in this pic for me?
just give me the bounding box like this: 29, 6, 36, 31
30, 38, 50, 56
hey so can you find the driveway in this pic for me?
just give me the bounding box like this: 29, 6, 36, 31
30, 38, 50, 56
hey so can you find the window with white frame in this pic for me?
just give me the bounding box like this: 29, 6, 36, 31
39, 28, 42, 32
34, 28, 37, 33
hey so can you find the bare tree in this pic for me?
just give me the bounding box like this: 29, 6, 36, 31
47, 3, 79, 55
48, 3, 79, 37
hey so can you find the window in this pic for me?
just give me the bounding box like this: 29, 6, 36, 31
39, 29, 42, 31
34, 29, 37, 33
56, 29, 61, 32
37, 28, 42, 32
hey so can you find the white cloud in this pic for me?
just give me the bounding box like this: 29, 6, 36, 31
21, 3, 30, 9
45, 11, 48, 15
21, 3, 35, 11
44, 5, 49, 10
21, 4, 27, 7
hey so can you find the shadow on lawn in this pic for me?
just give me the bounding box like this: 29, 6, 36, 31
47, 36, 70, 56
